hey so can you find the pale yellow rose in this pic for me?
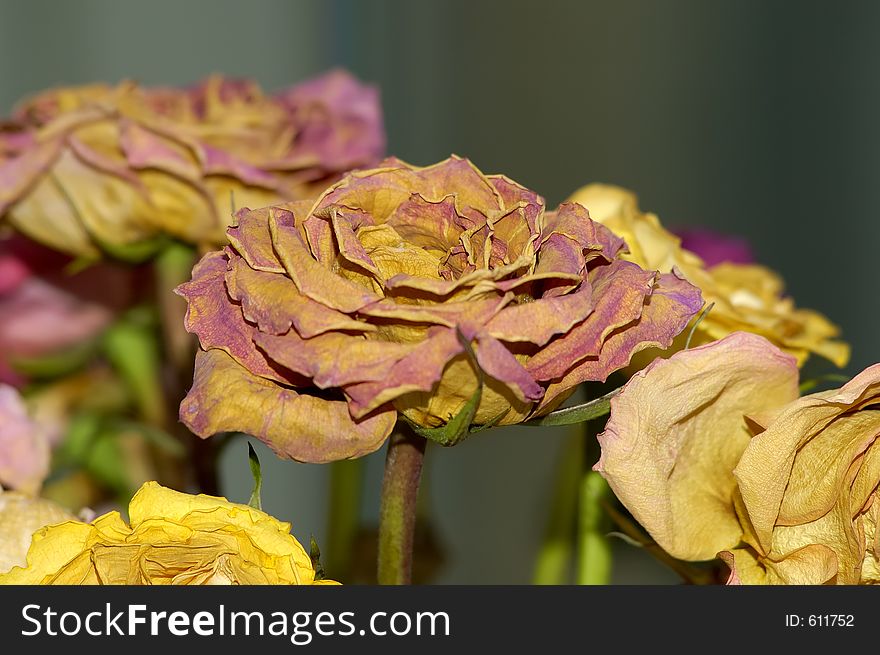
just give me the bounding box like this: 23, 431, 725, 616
598, 332, 880, 584
595, 332, 800, 562
568, 184, 848, 367
730, 363, 880, 584
0, 490, 74, 574
0, 481, 336, 585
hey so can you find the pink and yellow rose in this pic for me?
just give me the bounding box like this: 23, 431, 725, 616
177, 156, 703, 462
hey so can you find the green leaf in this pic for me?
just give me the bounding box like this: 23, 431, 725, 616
9, 338, 100, 380
101, 310, 166, 426
404, 328, 483, 447
524, 387, 620, 427
54, 412, 103, 466
85, 433, 132, 497
310, 536, 326, 580
247, 442, 262, 510
96, 234, 169, 263
104, 419, 186, 457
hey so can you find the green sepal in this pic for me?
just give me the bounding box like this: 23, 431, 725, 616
310, 536, 326, 580
524, 388, 620, 427
96, 233, 170, 264
403, 328, 485, 447
247, 442, 263, 510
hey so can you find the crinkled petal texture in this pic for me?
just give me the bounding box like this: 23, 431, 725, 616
568, 184, 849, 368
0, 490, 73, 574
178, 157, 703, 462
732, 363, 880, 585
0, 71, 385, 256
596, 333, 800, 561
0, 482, 335, 585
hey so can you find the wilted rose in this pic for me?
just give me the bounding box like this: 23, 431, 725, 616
728, 363, 880, 584
0, 70, 384, 258
0, 481, 335, 585
597, 332, 880, 584
177, 156, 702, 462
0, 234, 137, 385
568, 184, 848, 367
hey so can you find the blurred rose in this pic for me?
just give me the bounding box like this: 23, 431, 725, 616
0, 234, 136, 386
568, 184, 848, 367
0, 385, 51, 494
0, 490, 73, 574
674, 226, 754, 267
597, 333, 880, 584
0, 481, 336, 585
0, 70, 384, 257
177, 156, 702, 462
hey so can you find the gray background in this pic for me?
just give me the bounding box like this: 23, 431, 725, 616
2, 0, 876, 583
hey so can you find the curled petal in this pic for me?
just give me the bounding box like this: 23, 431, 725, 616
181, 349, 395, 463
175, 252, 283, 382
595, 333, 799, 561
226, 253, 371, 337
526, 260, 656, 381
735, 363, 880, 554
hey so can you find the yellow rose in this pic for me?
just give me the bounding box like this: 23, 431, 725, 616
568, 184, 848, 367
0, 481, 336, 585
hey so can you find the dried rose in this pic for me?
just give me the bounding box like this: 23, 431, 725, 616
177, 156, 702, 462
0, 70, 384, 258
597, 332, 880, 584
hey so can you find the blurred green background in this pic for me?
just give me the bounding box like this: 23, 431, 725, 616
1, 0, 875, 583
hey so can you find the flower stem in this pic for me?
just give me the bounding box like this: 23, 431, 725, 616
377, 424, 427, 585
576, 420, 613, 584
325, 458, 365, 581
533, 429, 582, 584
154, 242, 219, 494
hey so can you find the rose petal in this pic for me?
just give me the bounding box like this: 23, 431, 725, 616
595, 333, 799, 561
226, 253, 372, 337
175, 251, 285, 382
180, 349, 395, 463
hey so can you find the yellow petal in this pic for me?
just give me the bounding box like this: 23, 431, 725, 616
596, 332, 799, 560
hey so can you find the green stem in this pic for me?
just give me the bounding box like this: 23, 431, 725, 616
155, 242, 198, 377
377, 425, 427, 585
325, 458, 365, 581
533, 429, 582, 584
576, 421, 613, 585
154, 242, 218, 495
